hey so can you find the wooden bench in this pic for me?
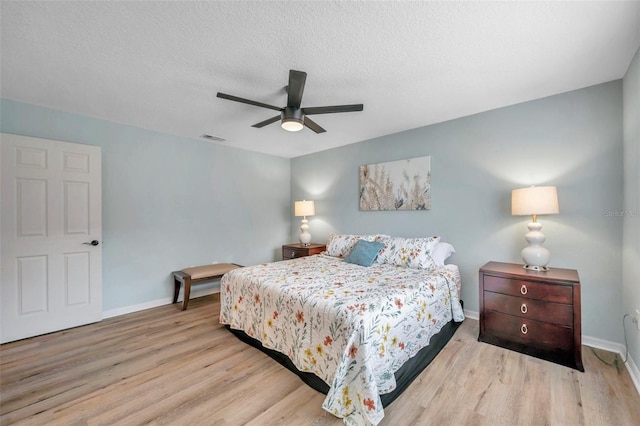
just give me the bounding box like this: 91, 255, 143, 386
172, 263, 241, 310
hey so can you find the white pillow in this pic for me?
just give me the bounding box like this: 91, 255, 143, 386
374, 235, 396, 264
326, 233, 376, 258
375, 236, 441, 268
431, 242, 456, 266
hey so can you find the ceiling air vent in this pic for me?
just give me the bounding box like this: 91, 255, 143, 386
200, 134, 226, 142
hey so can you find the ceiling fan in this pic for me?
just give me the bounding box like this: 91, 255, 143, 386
216, 70, 363, 134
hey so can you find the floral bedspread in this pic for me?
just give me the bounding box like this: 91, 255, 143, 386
219, 254, 464, 425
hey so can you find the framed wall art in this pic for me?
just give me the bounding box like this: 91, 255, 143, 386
359, 156, 431, 211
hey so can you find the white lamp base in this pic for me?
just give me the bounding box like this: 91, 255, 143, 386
523, 263, 550, 272
299, 218, 311, 246
521, 221, 551, 271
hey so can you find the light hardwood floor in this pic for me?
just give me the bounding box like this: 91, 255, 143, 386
1, 294, 639, 425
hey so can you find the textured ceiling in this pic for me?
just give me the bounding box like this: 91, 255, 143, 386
2, 1, 639, 158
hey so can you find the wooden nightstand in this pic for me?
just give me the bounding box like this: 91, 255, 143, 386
478, 261, 584, 372
282, 243, 326, 260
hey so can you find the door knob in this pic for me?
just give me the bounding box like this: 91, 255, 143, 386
83, 240, 100, 246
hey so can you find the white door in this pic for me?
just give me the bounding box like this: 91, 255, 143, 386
1, 133, 102, 343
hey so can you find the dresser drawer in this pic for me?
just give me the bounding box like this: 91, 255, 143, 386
283, 248, 306, 259
484, 291, 573, 327
483, 310, 573, 352
282, 243, 326, 260
483, 275, 572, 303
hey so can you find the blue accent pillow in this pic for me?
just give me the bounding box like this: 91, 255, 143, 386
344, 239, 385, 267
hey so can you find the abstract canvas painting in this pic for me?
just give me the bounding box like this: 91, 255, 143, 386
359, 156, 431, 211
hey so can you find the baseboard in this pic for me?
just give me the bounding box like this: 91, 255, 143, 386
102, 285, 219, 319
582, 335, 626, 354
626, 355, 640, 397
463, 309, 479, 320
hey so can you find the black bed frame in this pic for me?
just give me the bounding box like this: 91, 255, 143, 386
225, 301, 464, 407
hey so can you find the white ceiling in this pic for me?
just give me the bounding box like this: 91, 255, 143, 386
2, 1, 639, 158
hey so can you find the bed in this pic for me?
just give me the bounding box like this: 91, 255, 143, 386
219, 234, 465, 425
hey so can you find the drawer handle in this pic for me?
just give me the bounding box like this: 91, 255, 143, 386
520, 303, 528, 314
521, 324, 528, 335
520, 284, 528, 295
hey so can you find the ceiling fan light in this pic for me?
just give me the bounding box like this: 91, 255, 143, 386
281, 107, 304, 132
281, 118, 304, 132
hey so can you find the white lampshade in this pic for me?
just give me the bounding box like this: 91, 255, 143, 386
512, 186, 559, 216
511, 186, 559, 272
294, 200, 315, 217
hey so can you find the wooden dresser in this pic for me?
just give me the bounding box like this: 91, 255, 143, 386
282, 243, 326, 260
478, 261, 584, 371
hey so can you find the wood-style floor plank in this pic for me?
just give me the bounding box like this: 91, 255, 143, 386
1, 294, 639, 425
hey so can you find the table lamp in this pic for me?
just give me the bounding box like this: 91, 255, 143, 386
511, 186, 559, 271
294, 200, 315, 246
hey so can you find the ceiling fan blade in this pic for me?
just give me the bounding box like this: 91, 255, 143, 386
217, 92, 282, 112
252, 115, 281, 128
303, 104, 364, 115
287, 70, 307, 108
303, 116, 326, 134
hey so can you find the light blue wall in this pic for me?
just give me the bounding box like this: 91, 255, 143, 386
291, 81, 624, 343
2, 79, 628, 345
623, 47, 640, 368
1, 99, 291, 311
